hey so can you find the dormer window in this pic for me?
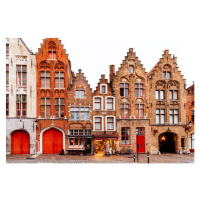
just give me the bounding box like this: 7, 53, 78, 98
163, 71, 171, 79
100, 84, 107, 94
129, 65, 134, 73
48, 50, 57, 60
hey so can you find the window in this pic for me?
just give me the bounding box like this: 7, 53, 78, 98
76, 90, 85, 98
55, 98, 64, 118
106, 98, 113, 110
136, 127, 145, 136
6, 94, 9, 116
120, 83, 129, 97
191, 110, 194, 123
156, 109, 165, 124
41, 98, 51, 118
94, 97, 101, 110
16, 95, 27, 117
163, 71, 171, 79
129, 65, 134, 73
16, 65, 27, 87
41, 71, 50, 88
135, 83, 143, 97
181, 138, 185, 148
120, 103, 129, 118
101, 85, 106, 93
68, 138, 84, 148
6, 64, 9, 86
170, 109, 179, 124
135, 104, 144, 118
71, 107, 89, 120
95, 117, 102, 130
156, 90, 164, 100
69, 129, 91, 135
121, 127, 130, 145
107, 117, 114, 130
6, 44, 9, 54
169, 90, 178, 100
55, 72, 64, 88
48, 50, 56, 60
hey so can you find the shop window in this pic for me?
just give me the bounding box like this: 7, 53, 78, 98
41, 71, 50, 88
95, 117, 102, 130
16, 65, 27, 87
107, 117, 114, 130
156, 90, 164, 100
120, 103, 129, 118
121, 127, 130, 145
41, 98, 51, 118
120, 83, 129, 97
16, 94, 27, 117
55, 98, 65, 118
170, 109, 179, 124
156, 109, 165, 124
75, 90, 85, 98
135, 104, 144, 118
48, 50, 57, 60
68, 138, 84, 148
6, 94, 9, 116
163, 71, 171, 79
169, 90, 178, 100
94, 97, 101, 110
136, 127, 145, 136
135, 83, 143, 97
6, 64, 9, 86
129, 65, 134, 73
55, 72, 64, 88
106, 98, 113, 110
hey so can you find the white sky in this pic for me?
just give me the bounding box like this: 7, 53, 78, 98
23, 37, 194, 90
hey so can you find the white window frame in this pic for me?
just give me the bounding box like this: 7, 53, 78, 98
75, 90, 85, 98
105, 116, 116, 131
100, 84, 107, 94
93, 96, 103, 110
105, 96, 115, 110
93, 116, 104, 131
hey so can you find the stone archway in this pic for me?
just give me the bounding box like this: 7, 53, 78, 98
159, 132, 177, 153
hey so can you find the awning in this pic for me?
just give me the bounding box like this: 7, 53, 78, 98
94, 134, 118, 140
68, 135, 92, 139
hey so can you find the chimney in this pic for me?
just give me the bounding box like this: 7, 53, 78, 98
109, 65, 115, 83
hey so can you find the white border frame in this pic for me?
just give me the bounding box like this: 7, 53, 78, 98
105, 96, 115, 110
105, 115, 116, 131
93, 116, 104, 131
93, 96, 103, 110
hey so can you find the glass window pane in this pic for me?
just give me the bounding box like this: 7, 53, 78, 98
55, 98, 59, 105
46, 72, 50, 77
170, 116, 174, 124
175, 115, 178, 124
169, 91, 173, 100
160, 90, 164, 99
156, 91, 159, 99
161, 115, 165, 124
161, 109, 165, 114
156, 115, 160, 124
46, 98, 50, 105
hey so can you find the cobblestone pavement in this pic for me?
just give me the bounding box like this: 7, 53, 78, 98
6, 153, 194, 164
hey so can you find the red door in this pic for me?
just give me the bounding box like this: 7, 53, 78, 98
136, 128, 145, 153
43, 129, 63, 154
11, 131, 30, 154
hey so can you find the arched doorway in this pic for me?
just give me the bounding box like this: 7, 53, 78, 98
159, 132, 176, 153
11, 130, 30, 154
43, 128, 63, 154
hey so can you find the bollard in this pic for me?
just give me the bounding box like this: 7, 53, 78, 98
133, 153, 135, 162
147, 152, 149, 163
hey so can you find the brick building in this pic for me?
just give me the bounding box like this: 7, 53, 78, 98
36, 38, 72, 154
67, 69, 93, 154
186, 84, 195, 152
148, 50, 187, 154
6, 38, 37, 154
111, 48, 151, 154
93, 74, 117, 155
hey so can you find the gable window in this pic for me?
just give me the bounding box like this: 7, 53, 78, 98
135, 104, 144, 118
156, 109, 165, 124
41, 71, 50, 88
121, 127, 130, 145
169, 90, 178, 100
107, 117, 114, 130
163, 71, 171, 79
120, 83, 128, 97
16, 65, 27, 87
6, 94, 9, 116
156, 90, 164, 100
129, 65, 134, 73
95, 117, 102, 130
55, 98, 65, 118
76, 90, 85, 98
55, 72, 64, 88
41, 98, 51, 118
48, 50, 56, 60
94, 97, 101, 110
16, 94, 27, 117
6, 64, 9, 86
135, 83, 143, 97
120, 103, 129, 118
106, 98, 113, 110
170, 109, 179, 124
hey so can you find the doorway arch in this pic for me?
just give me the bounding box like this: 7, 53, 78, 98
159, 132, 177, 153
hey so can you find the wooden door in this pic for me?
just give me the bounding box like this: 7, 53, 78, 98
136, 127, 145, 153
11, 131, 30, 154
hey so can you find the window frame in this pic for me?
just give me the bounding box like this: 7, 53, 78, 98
136, 127, 145, 136
40, 98, 51, 118
169, 90, 178, 100
70, 107, 90, 121
156, 90, 165, 100
40, 71, 50, 88
120, 83, 129, 97
75, 90, 85, 98
16, 65, 27, 87
106, 116, 116, 131
129, 65, 134, 73
135, 83, 144, 97
170, 109, 179, 124
100, 84, 107, 94
6, 64, 9, 86
121, 127, 130, 145
55, 98, 65, 118
16, 94, 27, 117
156, 109, 165, 124
48, 50, 57, 60
55, 71, 64, 89
163, 71, 171, 79
120, 103, 129, 119
6, 94, 9, 116
135, 104, 144, 119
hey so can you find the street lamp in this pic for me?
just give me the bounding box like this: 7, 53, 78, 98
185, 121, 192, 154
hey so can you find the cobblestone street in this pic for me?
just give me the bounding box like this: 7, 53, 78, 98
6, 153, 194, 164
